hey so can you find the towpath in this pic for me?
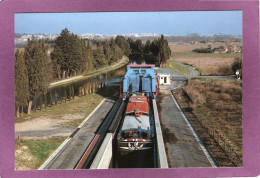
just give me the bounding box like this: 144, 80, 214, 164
159, 89, 216, 167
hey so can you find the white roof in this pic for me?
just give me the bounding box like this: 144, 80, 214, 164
158, 73, 170, 77
121, 115, 150, 131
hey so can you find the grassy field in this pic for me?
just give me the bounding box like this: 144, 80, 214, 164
15, 136, 66, 170
171, 52, 241, 76
183, 78, 242, 149
173, 78, 242, 166
15, 93, 104, 122
172, 52, 241, 59
169, 42, 242, 53
169, 42, 242, 76
163, 60, 189, 76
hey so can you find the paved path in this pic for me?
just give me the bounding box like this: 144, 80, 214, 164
159, 90, 214, 168
46, 98, 116, 169
157, 68, 183, 77
177, 63, 198, 78
199, 75, 237, 81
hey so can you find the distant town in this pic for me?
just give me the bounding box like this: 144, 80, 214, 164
15, 32, 242, 48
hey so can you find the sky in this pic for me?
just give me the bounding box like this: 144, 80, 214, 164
15, 11, 242, 36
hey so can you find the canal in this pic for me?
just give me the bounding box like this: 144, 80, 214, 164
31, 66, 126, 110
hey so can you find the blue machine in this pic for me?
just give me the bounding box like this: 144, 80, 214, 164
122, 65, 157, 99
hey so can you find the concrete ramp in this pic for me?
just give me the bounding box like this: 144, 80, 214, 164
90, 133, 113, 169
152, 99, 169, 168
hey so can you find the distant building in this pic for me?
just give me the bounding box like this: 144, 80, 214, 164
226, 45, 242, 53
158, 74, 171, 85
214, 48, 227, 54
234, 46, 242, 53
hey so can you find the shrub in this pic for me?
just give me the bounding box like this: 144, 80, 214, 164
232, 57, 242, 76
192, 48, 213, 53
217, 64, 233, 75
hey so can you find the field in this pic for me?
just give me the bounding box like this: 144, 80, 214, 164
169, 42, 242, 76
169, 42, 242, 53
173, 78, 242, 166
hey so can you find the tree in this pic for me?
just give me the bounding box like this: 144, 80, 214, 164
149, 39, 159, 56
115, 35, 131, 56
24, 40, 51, 114
135, 39, 144, 52
52, 28, 86, 78
85, 41, 94, 71
110, 39, 124, 63
15, 50, 29, 117
93, 47, 106, 68
157, 35, 171, 67
51, 46, 63, 79
103, 40, 113, 64
52, 28, 70, 78
144, 40, 151, 53
67, 34, 86, 75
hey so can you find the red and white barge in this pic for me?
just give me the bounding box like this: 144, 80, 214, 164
117, 93, 154, 151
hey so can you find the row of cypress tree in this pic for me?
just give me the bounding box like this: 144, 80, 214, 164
15, 38, 51, 116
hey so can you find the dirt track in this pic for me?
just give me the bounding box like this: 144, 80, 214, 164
15, 113, 84, 139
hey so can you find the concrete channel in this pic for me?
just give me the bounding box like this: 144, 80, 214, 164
75, 99, 122, 169
43, 98, 116, 169
39, 95, 169, 169
90, 99, 169, 169
39, 71, 217, 169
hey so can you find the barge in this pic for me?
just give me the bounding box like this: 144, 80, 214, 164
117, 65, 159, 153
117, 93, 153, 150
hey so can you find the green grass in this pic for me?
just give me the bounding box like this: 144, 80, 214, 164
15, 93, 104, 122
15, 136, 66, 170
164, 61, 189, 76
172, 52, 242, 59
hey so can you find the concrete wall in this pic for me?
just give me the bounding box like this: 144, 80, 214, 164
90, 133, 113, 169
152, 99, 169, 168
89, 99, 169, 169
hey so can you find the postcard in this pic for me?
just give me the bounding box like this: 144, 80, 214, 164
0, 0, 259, 177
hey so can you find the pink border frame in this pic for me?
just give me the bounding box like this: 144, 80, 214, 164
0, 0, 259, 177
